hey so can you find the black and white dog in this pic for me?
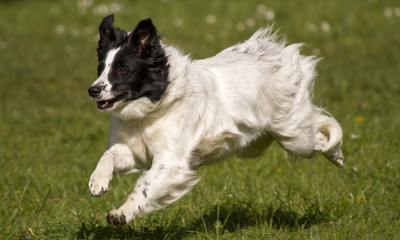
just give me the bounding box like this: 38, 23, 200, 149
88, 15, 344, 225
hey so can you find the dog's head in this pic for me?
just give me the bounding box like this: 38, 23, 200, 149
88, 15, 169, 112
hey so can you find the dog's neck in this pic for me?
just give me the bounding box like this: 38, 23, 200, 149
159, 45, 191, 105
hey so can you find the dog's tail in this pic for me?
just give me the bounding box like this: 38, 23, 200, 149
314, 111, 344, 168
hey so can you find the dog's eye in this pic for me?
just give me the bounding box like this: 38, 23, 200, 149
118, 67, 128, 73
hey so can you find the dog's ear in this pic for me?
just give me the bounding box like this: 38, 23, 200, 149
98, 14, 118, 49
129, 18, 158, 56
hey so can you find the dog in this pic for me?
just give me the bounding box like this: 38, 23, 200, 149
88, 14, 344, 225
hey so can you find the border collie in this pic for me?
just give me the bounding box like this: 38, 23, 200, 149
88, 15, 344, 225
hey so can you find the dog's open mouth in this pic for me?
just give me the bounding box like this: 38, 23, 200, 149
96, 93, 128, 111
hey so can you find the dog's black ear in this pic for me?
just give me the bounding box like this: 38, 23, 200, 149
98, 14, 118, 49
129, 18, 158, 56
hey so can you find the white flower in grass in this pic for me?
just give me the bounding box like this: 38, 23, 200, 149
256, 4, 267, 15
110, 3, 122, 13
384, 7, 392, 18
55, 25, 66, 34
173, 18, 183, 27
320, 21, 331, 32
351, 134, 359, 140
245, 18, 255, 27
93, 4, 109, 15
206, 14, 217, 24
394, 8, 400, 17
77, 0, 93, 8
235, 22, 245, 32
265, 10, 275, 21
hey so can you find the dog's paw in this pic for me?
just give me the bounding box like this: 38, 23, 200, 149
89, 171, 112, 197
107, 209, 127, 225
323, 146, 345, 168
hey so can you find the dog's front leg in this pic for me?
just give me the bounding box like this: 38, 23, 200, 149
89, 143, 136, 196
106, 159, 199, 225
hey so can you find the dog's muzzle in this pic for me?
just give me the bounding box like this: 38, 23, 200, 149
88, 85, 102, 98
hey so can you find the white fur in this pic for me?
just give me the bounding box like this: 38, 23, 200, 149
89, 27, 344, 224
91, 48, 120, 101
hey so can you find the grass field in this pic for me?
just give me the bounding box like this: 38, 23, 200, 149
1, 0, 400, 239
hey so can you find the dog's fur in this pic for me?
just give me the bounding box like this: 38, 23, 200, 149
88, 15, 344, 225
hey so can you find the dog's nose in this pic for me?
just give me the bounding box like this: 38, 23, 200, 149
88, 85, 102, 98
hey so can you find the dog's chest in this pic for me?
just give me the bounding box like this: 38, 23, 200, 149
117, 122, 153, 168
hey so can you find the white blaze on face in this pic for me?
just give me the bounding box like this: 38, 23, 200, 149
91, 47, 121, 100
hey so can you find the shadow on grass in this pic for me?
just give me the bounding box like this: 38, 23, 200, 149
76, 224, 185, 240
76, 200, 326, 239
191, 200, 326, 233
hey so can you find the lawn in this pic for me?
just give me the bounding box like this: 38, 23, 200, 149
1, 0, 399, 239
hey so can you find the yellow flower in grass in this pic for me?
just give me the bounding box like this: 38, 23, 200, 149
274, 166, 282, 173
46, 82, 54, 89
357, 195, 366, 203
355, 117, 364, 123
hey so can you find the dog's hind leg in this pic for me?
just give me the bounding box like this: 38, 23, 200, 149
272, 119, 317, 159
106, 159, 199, 225
274, 133, 316, 159
270, 108, 344, 168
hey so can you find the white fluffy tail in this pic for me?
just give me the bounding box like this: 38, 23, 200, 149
314, 112, 344, 167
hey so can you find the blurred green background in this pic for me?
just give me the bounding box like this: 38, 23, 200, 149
0, 0, 399, 239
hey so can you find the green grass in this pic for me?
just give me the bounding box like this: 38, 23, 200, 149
1, 0, 400, 239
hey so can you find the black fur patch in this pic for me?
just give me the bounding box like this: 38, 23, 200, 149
97, 15, 128, 76
143, 188, 147, 198
97, 15, 169, 102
